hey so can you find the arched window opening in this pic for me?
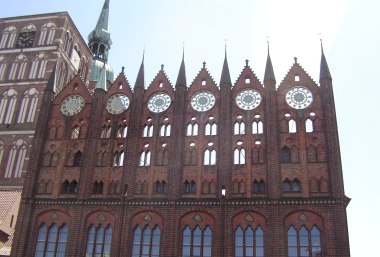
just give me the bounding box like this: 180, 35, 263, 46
252, 121, 264, 134
34, 224, 69, 257
0, 56, 7, 81
9, 54, 28, 80
85, 225, 113, 257
143, 124, 153, 137
92, 181, 104, 194
0, 26, 17, 49
71, 125, 80, 139
62, 180, 78, 194
282, 147, 291, 163
234, 121, 245, 135
234, 225, 264, 257
29, 53, 47, 79
287, 225, 321, 257
307, 145, 317, 162
157, 149, 169, 166
97, 151, 106, 167
252, 179, 265, 193
205, 123, 217, 136
73, 151, 83, 167
100, 125, 112, 138
116, 125, 127, 138
305, 119, 313, 133
38, 22, 56, 45
252, 147, 265, 164
289, 119, 297, 133
234, 148, 246, 165
184, 180, 196, 194
182, 225, 212, 257
185, 148, 197, 166
159, 124, 171, 137
139, 151, 151, 166
154, 180, 167, 194
204, 149, 216, 165
17, 88, 39, 123
132, 225, 161, 257
187, 123, 198, 136
4, 139, 26, 178
283, 179, 300, 193
0, 88, 18, 124
113, 151, 124, 167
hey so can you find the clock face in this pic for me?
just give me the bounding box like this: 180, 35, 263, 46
285, 86, 313, 109
60, 95, 85, 116
106, 94, 130, 114
16, 31, 36, 48
236, 89, 262, 110
147, 93, 171, 113
191, 91, 216, 112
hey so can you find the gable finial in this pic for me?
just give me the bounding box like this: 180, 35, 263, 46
161, 64, 164, 71
245, 59, 249, 67
121, 66, 125, 73
203, 61, 206, 69
182, 41, 185, 60
294, 57, 298, 64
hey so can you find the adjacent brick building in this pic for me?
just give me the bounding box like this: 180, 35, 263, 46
0, 11, 92, 255
10, 1, 350, 256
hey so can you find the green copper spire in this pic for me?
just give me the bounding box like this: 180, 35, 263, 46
88, 0, 112, 62
89, 0, 114, 86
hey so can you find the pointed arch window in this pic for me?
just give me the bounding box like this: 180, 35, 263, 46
34, 224, 69, 257
287, 225, 321, 257
305, 119, 313, 133
92, 181, 104, 194
85, 224, 113, 257
234, 148, 246, 165
234, 121, 245, 135
113, 151, 124, 167
156, 149, 169, 166
184, 180, 196, 194
4, 139, 26, 178
235, 226, 264, 257
143, 124, 154, 137
233, 179, 246, 194
63, 31, 72, 54
204, 149, 216, 165
159, 124, 171, 137
0, 56, 6, 81
101, 125, 112, 138
132, 226, 161, 257
139, 151, 151, 166
187, 123, 198, 136
202, 180, 216, 194
116, 124, 128, 138
288, 119, 297, 133
252, 121, 263, 135
56, 62, 68, 91
185, 148, 197, 165
38, 22, 56, 45
97, 150, 107, 167
0, 26, 17, 49
252, 147, 265, 164
205, 123, 217, 136
281, 147, 291, 163
73, 151, 83, 167
283, 179, 300, 192
154, 180, 167, 194
0, 88, 18, 124
61, 180, 78, 194
42, 151, 59, 167
182, 225, 212, 257
17, 88, 39, 123
252, 180, 265, 193
70, 125, 80, 139
9, 54, 28, 80
29, 53, 48, 79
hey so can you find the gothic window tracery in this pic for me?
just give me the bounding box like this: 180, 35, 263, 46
86, 224, 113, 257
0, 88, 18, 124
17, 88, 39, 123
4, 139, 26, 178
252, 179, 265, 193
234, 148, 246, 165
0, 56, 6, 81
287, 226, 321, 257
184, 180, 196, 194
9, 54, 28, 80
92, 181, 104, 194
187, 123, 199, 136
143, 124, 153, 137
182, 225, 212, 257
252, 121, 263, 135
38, 22, 56, 45
29, 52, 48, 79
61, 180, 78, 194
0, 26, 17, 49
156, 149, 169, 166
132, 225, 161, 257
234, 121, 245, 135
139, 150, 151, 166
283, 179, 300, 192
235, 226, 264, 257
113, 150, 124, 167
159, 124, 171, 137
205, 123, 217, 136
204, 149, 216, 165
154, 180, 167, 194
35, 224, 69, 257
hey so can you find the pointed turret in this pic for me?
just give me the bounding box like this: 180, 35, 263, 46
45, 65, 56, 93
89, 0, 114, 84
264, 45, 276, 82
134, 54, 145, 90
220, 47, 232, 87
175, 50, 186, 88
319, 43, 332, 81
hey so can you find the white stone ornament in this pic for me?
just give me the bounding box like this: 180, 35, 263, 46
285, 86, 313, 109
60, 95, 85, 116
147, 93, 171, 113
236, 89, 262, 110
106, 94, 130, 114
191, 91, 216, 112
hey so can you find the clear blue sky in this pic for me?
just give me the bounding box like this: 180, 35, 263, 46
1, 1, 378, 256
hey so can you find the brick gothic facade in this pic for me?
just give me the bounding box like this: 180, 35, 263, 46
11, 40, 351, 256
0, 12, 91, 255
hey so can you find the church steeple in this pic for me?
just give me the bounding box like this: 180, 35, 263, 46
88, 0, 114, 86
175, 50, 187, 88
319, 42, 332, 81
88, 0, 112, 62
264, 44, 276, 82
220, 47, 232, 87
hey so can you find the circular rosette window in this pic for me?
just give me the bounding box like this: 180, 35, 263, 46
285, 86, 313, 109
236, 89, 262, 110
147, 92, 172, 113
191, 91, 216, 112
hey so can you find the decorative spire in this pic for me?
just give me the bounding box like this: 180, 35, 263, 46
88, 0, 112, 62
95, 64, 107, 90
220, 45, 232, 86
264, 42, 276, 82
45, 65, 56, 93
175, 48, 187, 88
319, 40, 332, 81
134, 53, 145, 90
